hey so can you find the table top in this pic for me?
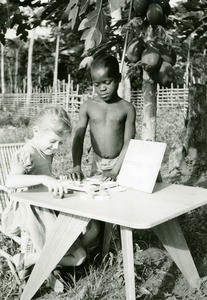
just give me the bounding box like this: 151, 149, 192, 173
10, 183, 207, 229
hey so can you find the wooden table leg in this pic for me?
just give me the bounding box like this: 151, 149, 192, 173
120, 226, 136, 300
153, 218, 200, 288
20, 212, 90, 300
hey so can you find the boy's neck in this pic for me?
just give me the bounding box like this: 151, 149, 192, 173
99, 93, 121, 104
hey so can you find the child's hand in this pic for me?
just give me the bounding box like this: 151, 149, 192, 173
101, 171, 117, 182
68, 171, 84, 181
41, 175, 68, 198
68, 167, 84, 181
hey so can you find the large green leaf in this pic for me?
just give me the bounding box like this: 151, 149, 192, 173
81, 26, 102, 50
78, 18, 90, 30
68, 4, 79, 29
86, 8, 106, 32
65, 0, 79, 29
79, 0, 90, 16
78, 0, 106, 51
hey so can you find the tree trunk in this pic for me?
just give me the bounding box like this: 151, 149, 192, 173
7, 60, 13, 92
1, 44, 5, 94
141, 25, 157, 141
141, 70, 157, 141
53, 21, 61, 101
14, 48, 19, 92
168, 84, 207, 186
0, 44, 5, 109
118, 59, 131, 102
110, 6, 131, 102
26, 29, 35, 106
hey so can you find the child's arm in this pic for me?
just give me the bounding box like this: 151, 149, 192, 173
6, 173, 67, 197
103, 104, 136, 181
70, 102, 89, 181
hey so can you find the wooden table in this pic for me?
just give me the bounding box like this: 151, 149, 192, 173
10, 182, 207, 300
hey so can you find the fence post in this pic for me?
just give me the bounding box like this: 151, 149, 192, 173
66, 77, 70, 112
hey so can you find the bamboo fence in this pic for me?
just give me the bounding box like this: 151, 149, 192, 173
0, 80, 189, 118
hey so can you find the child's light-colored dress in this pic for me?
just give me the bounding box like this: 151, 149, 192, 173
1, 140, 81, 254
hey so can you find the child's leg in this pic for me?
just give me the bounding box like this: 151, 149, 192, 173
59, 237, 87, 267
12, 252, 39, 271
59, 247, 86, 267
13, 238, 87, 271
12, 252, 39, 280
81, 220, 100, 248
59, 221, 100, 266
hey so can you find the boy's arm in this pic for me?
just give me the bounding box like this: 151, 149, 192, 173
104, 104, 136, 181
71, 102, 89, 181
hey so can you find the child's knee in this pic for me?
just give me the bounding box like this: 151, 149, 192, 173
73, 247, 87, 266
91, 220, 100, 236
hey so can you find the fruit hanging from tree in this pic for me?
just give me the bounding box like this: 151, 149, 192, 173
133, 0, 150, 17
155, 42, 177, 66
147, 3, 165, 26
126, 38, 146, 63
154, 61, 176, 87
141, 43, 162, 73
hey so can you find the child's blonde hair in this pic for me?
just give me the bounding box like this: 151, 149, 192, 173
34, 106, 71, 136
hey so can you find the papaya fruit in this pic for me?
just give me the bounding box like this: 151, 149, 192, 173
141, 44, 162, 73
133, 0, 150, 17
155, 0, 171, 16
155, 43, 177, 65
154, 61, 176, 87
126, 38, 146, 63
146, 3, 164, 26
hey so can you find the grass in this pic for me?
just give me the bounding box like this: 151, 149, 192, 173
2, 107, 207, 300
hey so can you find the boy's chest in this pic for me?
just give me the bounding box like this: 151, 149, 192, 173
89, 105, 126, 124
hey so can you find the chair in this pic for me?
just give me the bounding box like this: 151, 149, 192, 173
0, 142, 66, 292
0, 143, 38, 279
0, 143, 24, 284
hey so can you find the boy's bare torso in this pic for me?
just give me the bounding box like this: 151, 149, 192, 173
86, 97, 130, 159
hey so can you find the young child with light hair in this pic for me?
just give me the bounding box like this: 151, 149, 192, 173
3, 106, 99, 280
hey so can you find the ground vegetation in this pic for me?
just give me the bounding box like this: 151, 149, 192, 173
1, 108, 207, 299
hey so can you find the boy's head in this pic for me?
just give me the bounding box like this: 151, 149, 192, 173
90, 54, 121, 102
32, 106, 71, 155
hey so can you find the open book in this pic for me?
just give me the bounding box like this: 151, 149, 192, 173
117, 139, 166, 193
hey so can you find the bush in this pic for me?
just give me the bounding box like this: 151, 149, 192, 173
0, 110, 30, 127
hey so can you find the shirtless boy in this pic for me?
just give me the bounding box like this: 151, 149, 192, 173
71, 54, 136, 181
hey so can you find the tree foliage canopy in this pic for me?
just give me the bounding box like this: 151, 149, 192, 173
0, 0, 207, 88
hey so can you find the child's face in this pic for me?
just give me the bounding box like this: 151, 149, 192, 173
33, 127, 66, 155
91, 67, 120, 102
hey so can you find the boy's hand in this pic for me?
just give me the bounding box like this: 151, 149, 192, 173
68, 170, 84, 181
101, 171, 117, 181
41, 175, 68, 198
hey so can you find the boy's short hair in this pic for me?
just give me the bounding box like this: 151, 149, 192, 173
90, 54, 120, 78
34, 106, 71, 136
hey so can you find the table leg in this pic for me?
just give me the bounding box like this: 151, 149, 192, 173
20, 212, 90, 300
153, 218, 200, 288
120, 226, 136, 300
102, 222, 114, 258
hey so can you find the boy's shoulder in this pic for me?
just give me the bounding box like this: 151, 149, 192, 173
81, 95, 101, 107
86, 95, 100, 102
119, 98, 136, 109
